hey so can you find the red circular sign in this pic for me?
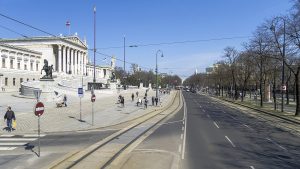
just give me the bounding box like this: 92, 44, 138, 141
35, 102, 44, 116
91, 94, 96, 102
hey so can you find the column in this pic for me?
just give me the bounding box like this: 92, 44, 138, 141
70, 48, 73, 74
66, 47, 70, 74
75, 50, 78, 75
58, 45, 62, 73
81, 52, 84, 75
62, 46, 66, 73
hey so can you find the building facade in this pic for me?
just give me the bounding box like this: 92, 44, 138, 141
0, 43, 42, 91
0, 36, 114, 91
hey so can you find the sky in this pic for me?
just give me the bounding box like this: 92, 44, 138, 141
0, 0, 294, 80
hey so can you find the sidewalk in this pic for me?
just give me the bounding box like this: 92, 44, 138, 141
0, 89, 175, 134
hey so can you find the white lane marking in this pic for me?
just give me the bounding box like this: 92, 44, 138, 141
0, 138, 37, 141
181, 94, 187, 160
182, 126, 184, 131
250, 166, 255, 169
0, 142, 27, 146
213, 122, 220, 129
0, 134, 14, 137
23, 134, 46, 137
0, 147, 17, 150
225, 136, 236, 148
266, 138, 287, 151
178, 144, 182, 153
243, 124, 254, 130
181, 134, 183, 140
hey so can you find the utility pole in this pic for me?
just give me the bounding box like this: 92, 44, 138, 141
93, 6, 96, 83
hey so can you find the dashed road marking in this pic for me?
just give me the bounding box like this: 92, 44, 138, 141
178, 144, 182, 153
250, 166, 255, 169
23, 134, 46, 137
266, 138, 287, 151
213, 121, 220, 128
181, 134, 183, 140
225, 136, 236, 148
243, 124, 254, 130
0, 142, 27, 146
0, 134, 14, 137
0, 147, 17, 150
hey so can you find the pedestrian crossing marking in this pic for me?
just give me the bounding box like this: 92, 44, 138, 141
0, 142, 27, 146
0, 134, 46, 151
0, 138, 36, 141
0, 134, 14, 137
0, 147, 17, 150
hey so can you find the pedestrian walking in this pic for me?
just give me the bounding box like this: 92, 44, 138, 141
63, 94, 67, 107
144, 97, 148, 109
131, 93, 134, 101
155, 97, 158, 106
136, 91, 139, 97
4, 106, 16, 132
152, 96, 155, 106
121, 96, 125, 107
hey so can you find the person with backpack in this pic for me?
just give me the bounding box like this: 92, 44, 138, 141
4, 106, 16, 132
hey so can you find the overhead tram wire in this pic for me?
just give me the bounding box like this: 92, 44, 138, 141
96, 36, 253, 50
0, 24, 28, 38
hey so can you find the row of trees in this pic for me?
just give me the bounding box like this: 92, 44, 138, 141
115, 66, 182, 89
184, 0, 300, 116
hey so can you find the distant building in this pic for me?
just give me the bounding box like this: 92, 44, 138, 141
0, 36, 113, 91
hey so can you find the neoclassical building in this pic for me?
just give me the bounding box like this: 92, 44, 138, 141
0, 36, 114, 91
0, 43, 42, 90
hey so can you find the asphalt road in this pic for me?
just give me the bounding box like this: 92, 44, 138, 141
120, 91, 300, 169
0, 129, 116, 169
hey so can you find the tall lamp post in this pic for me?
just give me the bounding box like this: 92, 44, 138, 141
156, 50, 164, 98
270, 17, 286, 112
93, 6, 96, 83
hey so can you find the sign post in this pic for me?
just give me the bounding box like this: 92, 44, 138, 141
78, 87, 84, 121
34, 101, 44, 157
91, 87, 95, 126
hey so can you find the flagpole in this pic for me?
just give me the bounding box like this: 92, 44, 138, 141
93, 6, 96, 83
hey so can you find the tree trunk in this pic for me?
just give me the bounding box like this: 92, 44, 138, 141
273, 75, 277, 110
260, 81, 263, 107
221, 86, 224, 97
295, 71, 300, 116
286, 80, 289, 105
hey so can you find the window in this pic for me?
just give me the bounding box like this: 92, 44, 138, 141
36, 63, 38, 71
2, 58, 5, 68
30, 62, 33, 71
24, 64, 27, 70
10, 59, 14, 69
20, 78, 23, 84
5, 78, 8, 86
18, 62, 20, 69
13, 78, 15, 86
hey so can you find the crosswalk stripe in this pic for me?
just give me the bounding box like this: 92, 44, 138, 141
0, 147, 17, 150
23, 134, 46, 137
0, 138, 37, 141
0, 143, 27, 146
0, 134, 14, 137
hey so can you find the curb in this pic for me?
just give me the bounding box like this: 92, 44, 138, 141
209, 95, 300, 125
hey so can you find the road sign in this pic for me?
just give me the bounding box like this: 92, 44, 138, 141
78, 87, 84, 97
33, 89, 42, 101
91, 94, 96, 102
35, 102, 45, 116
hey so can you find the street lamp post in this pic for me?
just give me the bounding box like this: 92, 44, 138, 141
270, 17, 286, 112
93, 6, 96, 83
123, 35, 126, 90
156, 50, 164, 98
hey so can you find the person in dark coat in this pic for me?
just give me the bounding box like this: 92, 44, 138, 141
131, 93, 134, 101
155, 97, 158, 106
4, 106, 16, 132
152, 96, 155, 106
63, 94, 67, 107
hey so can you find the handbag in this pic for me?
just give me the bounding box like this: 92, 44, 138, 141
12, 120, 17, 129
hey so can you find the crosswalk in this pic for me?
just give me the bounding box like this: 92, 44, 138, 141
0, 134, 46, 151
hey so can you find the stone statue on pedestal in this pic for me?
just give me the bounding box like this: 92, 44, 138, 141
41, 59, 54, 79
